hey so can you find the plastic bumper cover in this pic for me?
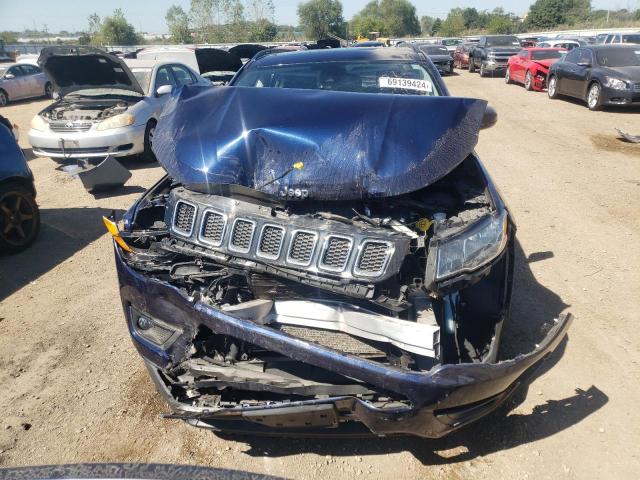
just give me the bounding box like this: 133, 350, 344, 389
115, 246, 572, 438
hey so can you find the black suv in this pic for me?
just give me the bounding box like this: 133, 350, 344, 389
469, 35, 522, 76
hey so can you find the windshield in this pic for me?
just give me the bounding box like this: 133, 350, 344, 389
486, 36, 521, 47
234, 61, 440, 96
531, 50, 564, 60
442, 39, 461, 46
131, 69, 152, 94
596, 48, 640, 67
622, 34, 640, 44
422, 46, 449, 55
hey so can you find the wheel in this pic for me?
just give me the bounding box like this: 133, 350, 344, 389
44, 82, 53, 98
524, 71, 533, 91
547, 75, 559, 99
0, 183, 40, 253
505, 67, 512, 84
141, 120, 157, 162
587, 82, 603, 111
0, 89, 8, 107
468, 58, 475, 73
479, 62, 487, 77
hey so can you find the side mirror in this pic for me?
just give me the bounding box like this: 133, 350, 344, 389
481, 105, 497, 130
577, 61, 591, 67
4, 73, 15, 79
156, 84, 173, 96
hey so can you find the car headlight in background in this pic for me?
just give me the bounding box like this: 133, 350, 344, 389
96, 113, 135, 131
30, 115, 48, 131
604, 77, 629, 90
435, 211, 508, 280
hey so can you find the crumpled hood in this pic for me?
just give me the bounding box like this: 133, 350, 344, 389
153, 86, 488, 201
38, 46, 144, 97
532, 58, 558, 69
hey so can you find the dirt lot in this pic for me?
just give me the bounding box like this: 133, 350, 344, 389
1, 70, 639, 479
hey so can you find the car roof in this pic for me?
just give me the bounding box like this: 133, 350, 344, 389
523, 47, 565, 51
124, 59, 186, 69
250, 47, 424, 67
585, 44, 640, 50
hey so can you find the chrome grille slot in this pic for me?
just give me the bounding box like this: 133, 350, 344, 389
200, 210, 226, 246
49, 121, 92, 133
355, 241, 391, 276
320, 236, 352, 271
173, 201, 196, 235
287, 231, 317, 266
257, 225, 285, 259
633, 83, 640, 92
229, 219, 255, 253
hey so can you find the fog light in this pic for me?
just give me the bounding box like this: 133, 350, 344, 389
130, 307, 180, 347
137, 316, 153, 330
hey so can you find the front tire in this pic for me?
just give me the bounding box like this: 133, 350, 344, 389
587, 82, 603, 111
468, 57, 475, 73
505, 67, 512, 84
0, 89, 8, 107
0, 183, 40, 254
141, 120, 157, 162
548, 75, 559, 99
44, 82, 53, 98
479, 62, 487, 77
524, 71, 533, 91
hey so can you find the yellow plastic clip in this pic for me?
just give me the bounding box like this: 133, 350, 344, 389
416, 218, 433, 233
102, 216, 133, 253
293, 161, 304, 170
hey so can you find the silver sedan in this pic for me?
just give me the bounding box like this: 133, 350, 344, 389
0, 63, 52, 106
28, 46, 210, 160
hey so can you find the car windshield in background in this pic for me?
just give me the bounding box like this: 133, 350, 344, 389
531, 50, 564, 60
131, 69, 151, 94
235, 61, 439, 96
422, 46, 449, 55
596, 49, 640, 67
622, 35, 640, 44
442, 39, 461, 46
487, 36, 521, 47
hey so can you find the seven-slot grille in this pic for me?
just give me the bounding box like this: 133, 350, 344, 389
257, 225, 285, 259
356, 241, 391, 276
288, 231, 317, 265
321, 236, 352, 270
229, 219, 255, 252
200, 211, 226, 245
173, 201, 196, 234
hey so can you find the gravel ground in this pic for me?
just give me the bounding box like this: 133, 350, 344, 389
0, 69, 639, 479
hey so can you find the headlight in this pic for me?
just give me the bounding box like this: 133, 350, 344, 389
435, 211, 508, 280
30, 115, 48, 132
96, 113, 135, 131
604, 77, 629, 90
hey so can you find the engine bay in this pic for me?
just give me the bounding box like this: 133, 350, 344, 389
41, 99, 131, 122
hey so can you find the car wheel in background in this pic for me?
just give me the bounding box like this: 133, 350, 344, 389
0, 90, 8, 107
587, 82, 603, 111
479, 62, 487, 77
141, 120, 157, 162
44, 82, 53, 98
505, 67, 512, 84
468, 58, 475, 73
547, 75, 559, 99
524, 71, 533, 91
0, 183, 40, 254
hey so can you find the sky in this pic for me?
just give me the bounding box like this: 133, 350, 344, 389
1, 0, 638, 34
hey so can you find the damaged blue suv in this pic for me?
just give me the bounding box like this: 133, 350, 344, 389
110, 47, 571, 437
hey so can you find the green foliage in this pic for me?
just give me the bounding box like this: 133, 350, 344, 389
0, 31, 18, 44
350, 0, 420, 38
487, 14, 514, 34
420, 16, 436, 36
297, 0, 345, 39
100, 9, 140, 45
248, 19, 278, 41
431, 18, 442, 36
166, 5, 192, 44
439, 12, 465, 37
527, 0, 592, 29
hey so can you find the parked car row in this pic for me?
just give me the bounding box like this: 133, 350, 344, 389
462, 35, 640, 111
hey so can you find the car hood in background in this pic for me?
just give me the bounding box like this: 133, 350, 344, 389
532, 58, 559, 68
195, 48, 243, 74
428, 54, 453, 63
153, 86, 488, 201
228, 44, 267, 60
38, 46, 145, 97
601, 65, 640, 80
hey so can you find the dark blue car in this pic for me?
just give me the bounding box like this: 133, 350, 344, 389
110, 47, 571, 437
0, 117, 39, 253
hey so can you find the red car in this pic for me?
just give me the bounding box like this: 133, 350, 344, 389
453, 43, 474, 69
505, 48, 566, 91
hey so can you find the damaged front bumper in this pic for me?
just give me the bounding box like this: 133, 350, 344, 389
116, 246, 571, 438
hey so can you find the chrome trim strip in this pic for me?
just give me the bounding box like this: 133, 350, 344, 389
256, 223, 286, 260
197, 208, 228, 248
228, 218, 256, 254
353, 239, 394, 278
286, 229, 318, 267
318, 234, 353, 273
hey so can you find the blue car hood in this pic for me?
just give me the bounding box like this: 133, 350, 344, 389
153, 86, 487, 200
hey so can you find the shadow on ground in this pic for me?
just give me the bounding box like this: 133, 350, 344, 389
0, 206, 124, 301
213, 240, 607, 464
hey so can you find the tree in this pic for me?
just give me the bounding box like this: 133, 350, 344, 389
166, 5, 192, 43
0, 32, 18, 44
87, 13, 102, 45
439, 11, 465, 37
526, 0, 591, 29
350, 0, 420, 38
247, 0, 275, 22
487, 14, 514, 34
297, 0, 345, 39
420, 16, 436, 36
431, 18, 442, 36
100, 9, 140, 45
248, 19, 278, 41
190, 0, 215, 43
462, 8, 483, 29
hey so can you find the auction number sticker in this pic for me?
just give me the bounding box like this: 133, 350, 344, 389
378, 76, 432, 93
